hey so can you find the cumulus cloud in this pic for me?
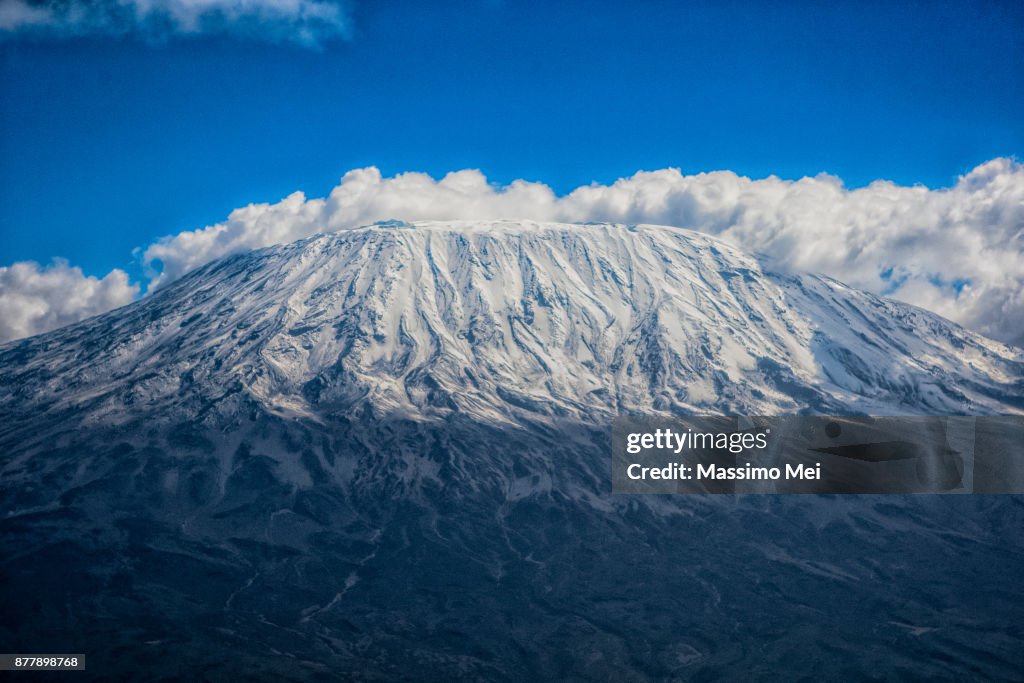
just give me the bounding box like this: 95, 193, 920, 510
4, 160, 1023, 346
142, 159, 1024, 346
0, 260, 138, 342
142, 169, 561, 286
0, 0, 350, 46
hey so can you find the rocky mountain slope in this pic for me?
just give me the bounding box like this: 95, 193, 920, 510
1, 221, 1022, 680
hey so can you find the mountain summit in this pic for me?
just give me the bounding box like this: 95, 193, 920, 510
1, 220, 1020, 441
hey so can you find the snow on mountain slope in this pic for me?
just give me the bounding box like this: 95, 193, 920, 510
1, 220, 1020, 442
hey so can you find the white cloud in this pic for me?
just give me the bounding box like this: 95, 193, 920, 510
0, 0, 350, 46
142, 168, 561, 286
3, 159, 1023, 346
0, 260, 138, 343
142, 159, 1024, 346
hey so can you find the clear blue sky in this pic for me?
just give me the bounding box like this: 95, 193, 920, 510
1, 0, 1021, 280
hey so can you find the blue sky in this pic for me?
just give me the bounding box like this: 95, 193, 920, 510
0, 0, 1021, 282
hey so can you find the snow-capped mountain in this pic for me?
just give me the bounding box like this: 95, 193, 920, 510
1, 220, 1020, 434
1, 221, 1022, 680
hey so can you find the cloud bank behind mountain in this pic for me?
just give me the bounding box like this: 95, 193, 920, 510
2, 159, 1022, 346
0, 260, 139, 342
